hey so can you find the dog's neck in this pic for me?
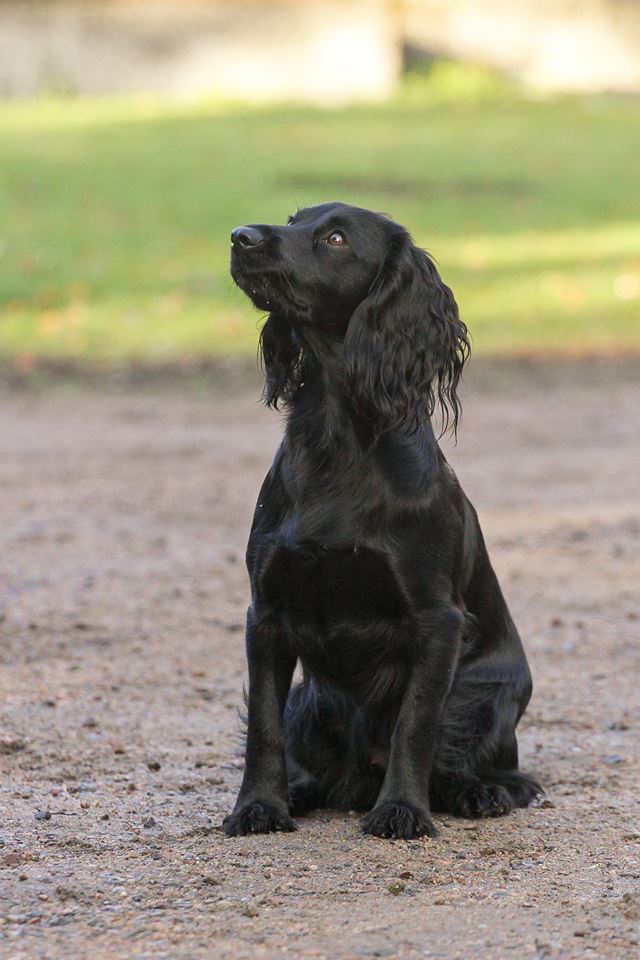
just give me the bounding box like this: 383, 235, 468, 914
284, 330, 440, 483
288, 332, 352, 451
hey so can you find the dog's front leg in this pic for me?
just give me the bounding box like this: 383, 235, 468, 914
362, 606, 463, 840
223, 605, 297, 836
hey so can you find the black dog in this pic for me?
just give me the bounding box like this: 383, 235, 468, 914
224, 202, 540, 840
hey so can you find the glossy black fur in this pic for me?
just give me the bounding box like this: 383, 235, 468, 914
223, 203, 540, 840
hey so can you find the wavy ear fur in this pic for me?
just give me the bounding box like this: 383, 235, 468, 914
258, 312, 304, 409
344, 231, 470, 436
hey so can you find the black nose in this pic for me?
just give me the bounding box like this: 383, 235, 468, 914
231, 226, 264, 248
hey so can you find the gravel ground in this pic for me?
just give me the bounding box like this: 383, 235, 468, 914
0, 362, 638, 960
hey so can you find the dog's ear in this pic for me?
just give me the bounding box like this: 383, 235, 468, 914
259, 312, 304, 409
344, 230, 470, 436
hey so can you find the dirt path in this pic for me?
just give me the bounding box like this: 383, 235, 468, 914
1, 364, 638, 959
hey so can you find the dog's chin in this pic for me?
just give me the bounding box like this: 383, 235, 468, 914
231, 268, 278, 310
232, 267, 308, 316
244, 287, 275, 312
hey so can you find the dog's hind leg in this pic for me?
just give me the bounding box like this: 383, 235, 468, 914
283, 682, 323, 815
284, 680, 384, 814
433, 500, 541, 819
430, 670, 541, 819
286, 755, 323, 816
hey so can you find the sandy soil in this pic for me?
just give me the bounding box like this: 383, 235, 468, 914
0, 362, 638, 960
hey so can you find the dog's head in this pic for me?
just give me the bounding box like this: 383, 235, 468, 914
230, 202, 470, 434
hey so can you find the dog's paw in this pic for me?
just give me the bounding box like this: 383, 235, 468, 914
454, 782, 514, 819
453, 772, 541, 819
223, 800, 296, 837
362, 800, 438, 840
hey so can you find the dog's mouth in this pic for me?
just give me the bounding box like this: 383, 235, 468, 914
231, 266, 278, 309
231, 262, 306, 314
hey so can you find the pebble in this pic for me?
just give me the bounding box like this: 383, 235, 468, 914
0, 737, 27, 754
387, 881, 406, 895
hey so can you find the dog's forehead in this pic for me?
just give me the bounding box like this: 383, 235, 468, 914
290, 202, 389, 229
290, 202, 348, 224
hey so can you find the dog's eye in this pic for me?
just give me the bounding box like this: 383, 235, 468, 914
287, 217, 295, 226
325, 231, 347, 246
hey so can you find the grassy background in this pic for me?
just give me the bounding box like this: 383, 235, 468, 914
1, 66, 639, 366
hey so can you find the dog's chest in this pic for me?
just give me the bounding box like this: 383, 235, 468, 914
258, 540, 415, 688
260, 541, 406, 619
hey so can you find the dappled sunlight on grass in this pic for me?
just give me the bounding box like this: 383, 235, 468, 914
0, 95, 256, 133
437, 222, 640, 270
434, 223, 640, 353
1, 302, 257, 361
1, 86, 639, 364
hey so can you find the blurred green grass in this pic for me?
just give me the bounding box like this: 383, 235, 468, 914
1, 67, 639, 365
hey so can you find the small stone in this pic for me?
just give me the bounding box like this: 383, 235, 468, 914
387, 881, 405, 895
147, 761, 161, 772
35, 810, 51, 821
68, 781, 96, 794
0, 737, 27, 754
242, 903, 259, 917
55, 887, 78, 902
142, 817, 157, 829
